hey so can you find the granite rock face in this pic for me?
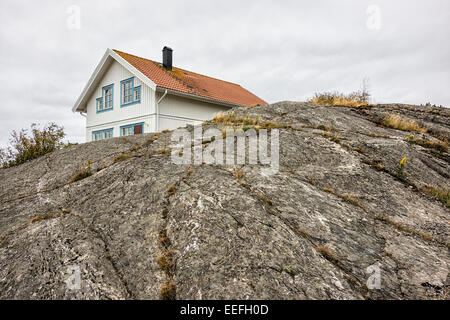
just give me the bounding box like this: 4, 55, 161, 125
0, 102, 448, 300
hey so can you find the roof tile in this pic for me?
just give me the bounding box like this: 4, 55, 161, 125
114, 49, 267, 107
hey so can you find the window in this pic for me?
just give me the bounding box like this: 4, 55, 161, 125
120, 123, 144, 136
121, 77, 141, 107
104, 87, 113, 108
92, 128, 113, 141
122, 80, 133, 105
134, 87, 141, 101
96, 98, 103, 110
96, 84, 114, 112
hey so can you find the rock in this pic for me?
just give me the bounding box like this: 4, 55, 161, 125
0, 102, 448, 299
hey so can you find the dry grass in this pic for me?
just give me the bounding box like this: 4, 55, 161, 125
233, 168, 245, 181
383, 114, 428, 133
254, 192, 274, 208
29, 213, 54, 224
160, 279, 177, 300
408, 138, 448, 153
158, 148, 171, 155
182, 167, 194, 180
321, 187, 363, 208
166, 184, 177, 195
362, 158, 385, 171
339, 194, 362, 207
70, 169, 92, 183
157, 249, 176, 276
212, 113, 289, 131
309, 91, 369, 108
319, 131, 341, 143
316, 245, 340, 264
374, 214, 442, 245
158, 229, 171, 248
70, 161, 92, 183
316, 124, 336, 132
420, 185, 450, 208
130, 145, 142, 152
113, 153, 134, 164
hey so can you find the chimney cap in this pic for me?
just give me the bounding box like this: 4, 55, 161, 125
163, 46, 173, 51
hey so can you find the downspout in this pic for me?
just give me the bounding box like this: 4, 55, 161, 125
156, 89, 168, 132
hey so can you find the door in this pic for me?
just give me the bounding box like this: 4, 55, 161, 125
134, 124, 143, 135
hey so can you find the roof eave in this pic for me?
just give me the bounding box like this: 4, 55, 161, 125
72, 49, 111, 113
72, 48, 157, 113
155, 86, 248, 109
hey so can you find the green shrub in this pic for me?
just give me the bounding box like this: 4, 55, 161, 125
1, 123, 65, 168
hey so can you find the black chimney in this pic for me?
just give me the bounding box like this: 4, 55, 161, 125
162, 46, 173, 70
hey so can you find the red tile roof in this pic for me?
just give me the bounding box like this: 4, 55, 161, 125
114, 49, 267, 107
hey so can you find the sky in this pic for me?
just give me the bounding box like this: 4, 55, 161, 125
0, 0, 449, 146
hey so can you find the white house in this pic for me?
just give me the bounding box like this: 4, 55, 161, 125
72, 47, 267, 142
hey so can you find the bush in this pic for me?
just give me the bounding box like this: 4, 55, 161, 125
0, 123, 65, 168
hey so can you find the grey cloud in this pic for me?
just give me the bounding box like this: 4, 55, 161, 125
0, 0, 449, 147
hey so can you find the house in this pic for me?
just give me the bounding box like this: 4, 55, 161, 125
72, 47, 267, 142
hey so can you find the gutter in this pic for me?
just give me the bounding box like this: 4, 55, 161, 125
156, 89, 168, 132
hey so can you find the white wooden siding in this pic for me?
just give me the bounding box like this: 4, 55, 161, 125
156, 92, 230, 130
85, 60, 155, 141
84, 60, 232, 141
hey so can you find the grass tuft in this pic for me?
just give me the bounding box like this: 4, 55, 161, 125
308, 90, 369, 108
420, 185, 450, 208
383, 114, 428, 133
160, 279, 177, 300
319, 131, 341, 143
158, 229, 171, 248
316, 245, 340, 264
157, 249, 176, 277
113, 153, 134, 164
407, 138, 448, 153
70, 160, 92, 183
158, 148, 171, 155
233, 168, 245, 181
166, 184, 177, 195
29, 213, 54, 224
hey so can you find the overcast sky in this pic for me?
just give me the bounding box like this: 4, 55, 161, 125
0, 0, 449, 146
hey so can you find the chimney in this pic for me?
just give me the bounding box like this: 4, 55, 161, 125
162, 46, 173, 70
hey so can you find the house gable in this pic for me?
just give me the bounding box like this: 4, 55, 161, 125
72, 49, 156, 113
